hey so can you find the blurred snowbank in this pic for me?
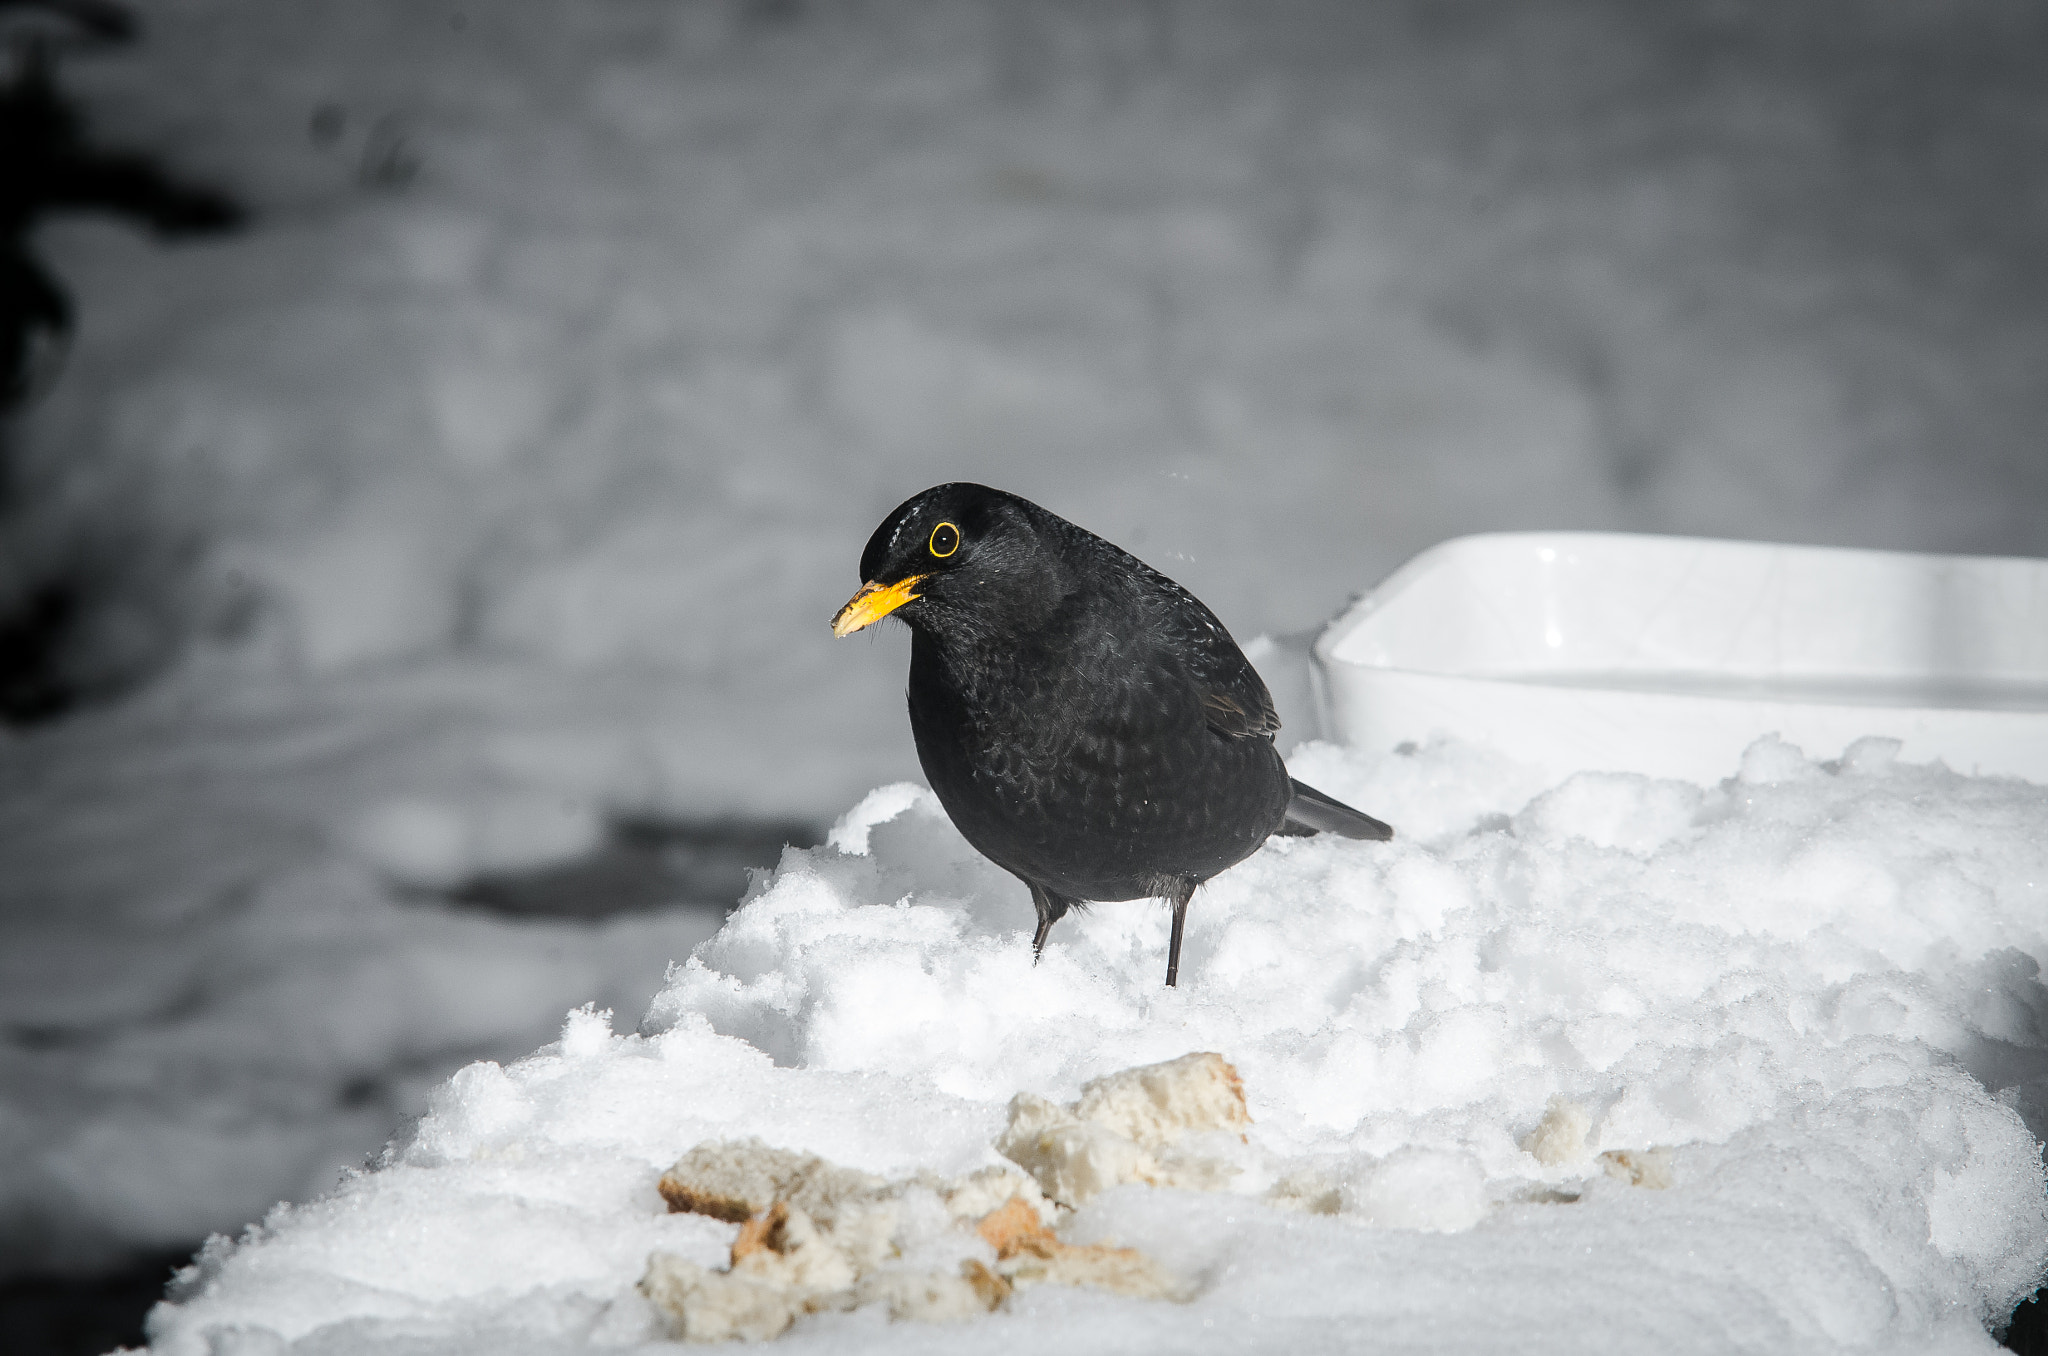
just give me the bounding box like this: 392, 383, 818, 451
11, 0, 2048, 740
0, 662, 752, 1275
143, 736, 2048, 1353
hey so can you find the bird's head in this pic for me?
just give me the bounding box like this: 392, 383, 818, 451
831, 482, 1069, 640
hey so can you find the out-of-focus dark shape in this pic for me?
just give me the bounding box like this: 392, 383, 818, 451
0, 1248, 187, 1356
1, 17, 243, 412
2003, 1289, 2048, 1355
0, 1, 242, 725
0, 572, 87, 722
357, 111, 421, 190
440, 816, 824, 920
0, 0, 133, 47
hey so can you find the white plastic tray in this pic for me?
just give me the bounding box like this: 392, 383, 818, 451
1312, 532, 2048, 785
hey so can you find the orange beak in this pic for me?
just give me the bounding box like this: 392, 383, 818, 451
831, 575, 926, 637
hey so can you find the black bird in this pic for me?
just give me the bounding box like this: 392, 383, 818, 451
831, 483, 1391, 987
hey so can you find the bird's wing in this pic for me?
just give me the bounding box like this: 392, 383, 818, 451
1198, 683, 1279, 739
1144, 575, 1280, 740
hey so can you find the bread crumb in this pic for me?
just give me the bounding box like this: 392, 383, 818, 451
1522, 1097, 1593, 1168
1599, 1147, 1675, 1189
643, 1056, 1238, 1339
996, 1053, 1252, 1205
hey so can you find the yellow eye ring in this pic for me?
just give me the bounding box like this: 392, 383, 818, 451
929, 521, 961, 558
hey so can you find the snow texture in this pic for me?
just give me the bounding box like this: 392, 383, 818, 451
12, 0, 2048, 736
140, 736, 2048, 1354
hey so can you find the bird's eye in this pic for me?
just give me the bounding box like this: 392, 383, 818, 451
929, 521, 961, 558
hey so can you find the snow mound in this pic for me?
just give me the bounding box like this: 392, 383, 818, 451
143, 737, 2048, 1354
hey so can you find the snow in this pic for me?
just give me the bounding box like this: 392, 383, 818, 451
0, 663, 756, 1275
138, 735, 2048, 1353
3, 0, 2048, 1344
15, 0, 2048, 712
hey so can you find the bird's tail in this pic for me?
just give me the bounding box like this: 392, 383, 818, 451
1280, 778, 1393, 840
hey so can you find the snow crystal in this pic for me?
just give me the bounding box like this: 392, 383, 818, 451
1345, 1147, 1489, 1234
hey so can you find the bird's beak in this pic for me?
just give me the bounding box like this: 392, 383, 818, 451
831, 575, 926, 637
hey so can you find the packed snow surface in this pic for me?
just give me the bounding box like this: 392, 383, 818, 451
144, 736, 2048, 1354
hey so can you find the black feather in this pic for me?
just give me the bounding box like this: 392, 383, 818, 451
1283, 778, 1394, 840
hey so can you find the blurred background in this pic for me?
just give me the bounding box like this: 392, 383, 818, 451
2, 0, 2046, 1350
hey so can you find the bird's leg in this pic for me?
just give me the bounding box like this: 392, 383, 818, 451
1164, 882, 1195, 988
1027, 881, 1075, 962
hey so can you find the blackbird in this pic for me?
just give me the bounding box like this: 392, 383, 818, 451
831, 483, 1392, 987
